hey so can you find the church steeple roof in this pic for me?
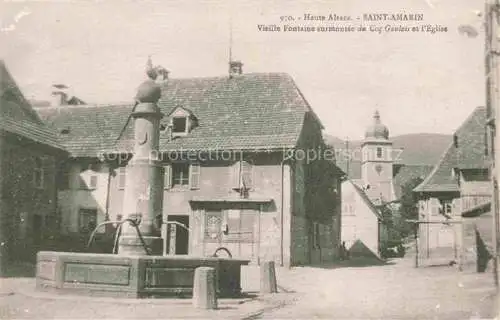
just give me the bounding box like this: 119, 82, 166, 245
365, 110, 389, 140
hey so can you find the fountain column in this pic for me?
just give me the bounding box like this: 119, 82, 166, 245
118, 73, 164, 256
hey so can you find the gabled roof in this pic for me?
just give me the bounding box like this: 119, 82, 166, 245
0, 60, 64, 151
348, 179, 382, 219
414, 107, 487, 193
37, 73, 318, 157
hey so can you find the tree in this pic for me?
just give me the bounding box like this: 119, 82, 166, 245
397, 176, 424, 237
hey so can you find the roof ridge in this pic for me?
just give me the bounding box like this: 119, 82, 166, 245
348, 180, 382, 218
34, 103, 132, 111
413, 107, 485, 193
454, 106, 484, 135
413, 140, 455, 192
166, 72, 291, 82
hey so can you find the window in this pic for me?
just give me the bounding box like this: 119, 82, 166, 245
165, 163, 200, 189
205, 210, 223, 241
441, 201, 452, 216
204, 209, 255, 242
376, 147, 383, 159
343, 202, 356, 216
172, 117, 187, 134
79, 208, 97, 234
172, 163, 190, 186
33, 157, 44, 189
80, 164, 99, 190
225, 210, 255, 242
118, 167, 126, 189
234, 160, 253, 190
89, 175, 98, 189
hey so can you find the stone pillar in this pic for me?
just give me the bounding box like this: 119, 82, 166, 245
192, 267, 218, 309
118, 76, 164, 256
260, 260, 278, 294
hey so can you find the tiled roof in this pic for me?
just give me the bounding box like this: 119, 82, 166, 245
37, 73, 317, 157
36, 104, 132, 157
414, 107, 487, 193
0, 60, 64, 151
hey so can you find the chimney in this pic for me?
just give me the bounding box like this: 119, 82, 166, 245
51, 84, 68, 107
155, 66, 170, 83
229, 60, 243, 78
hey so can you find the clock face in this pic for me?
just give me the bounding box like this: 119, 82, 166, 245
375, 164, 383, 175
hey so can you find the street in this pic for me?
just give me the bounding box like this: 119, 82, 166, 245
250, 257, 497, 319
0, 255, 496, 319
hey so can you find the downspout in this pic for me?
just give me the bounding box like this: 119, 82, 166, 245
104, 164, 112, 233
280, 157, 285, 267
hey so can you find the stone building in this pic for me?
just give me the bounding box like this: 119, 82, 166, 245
341, 111, 433, 258
0, 61, 67, 266
36, 63, 343, 267
414, 106, 492, 268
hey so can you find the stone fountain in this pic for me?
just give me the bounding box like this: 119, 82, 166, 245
36, 61, 249, 298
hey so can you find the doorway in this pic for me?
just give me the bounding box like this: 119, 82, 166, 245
167, 215, 189, 255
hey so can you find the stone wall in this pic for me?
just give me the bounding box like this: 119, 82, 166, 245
2, 133, 58, 261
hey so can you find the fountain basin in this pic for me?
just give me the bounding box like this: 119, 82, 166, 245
36, 251, 249, 298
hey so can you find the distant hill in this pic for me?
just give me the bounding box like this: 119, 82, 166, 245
28, 99, 51, 108
325, 133, 451, 178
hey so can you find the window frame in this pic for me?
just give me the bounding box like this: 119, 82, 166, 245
171, 116, 188, 135
204, 210, 224, 241
79, 208, 98, 234
172, 162, 190, 187
233, 160, 254, 191
203, 209, 256, 243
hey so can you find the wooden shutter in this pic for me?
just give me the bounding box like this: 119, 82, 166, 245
240, 210, 255, 242
240, 161, 253, 189
232, 161, 241, 189
118, 167, 126, 190
189, 163, 201, 189
164, 164, 172, 189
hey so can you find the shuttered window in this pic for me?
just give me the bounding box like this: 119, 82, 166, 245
233, 160, 253, 189
118, 167, 126, 190
189, 163, 201, 189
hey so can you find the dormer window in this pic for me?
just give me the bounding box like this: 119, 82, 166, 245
167, 106, 196, 137
172, 117, 188, 134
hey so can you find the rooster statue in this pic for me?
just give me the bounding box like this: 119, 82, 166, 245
116, 56, 164, 142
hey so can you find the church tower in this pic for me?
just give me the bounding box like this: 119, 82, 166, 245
361, 110, 394, 205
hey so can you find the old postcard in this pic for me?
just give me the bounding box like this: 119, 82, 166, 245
0, 0, 497, 319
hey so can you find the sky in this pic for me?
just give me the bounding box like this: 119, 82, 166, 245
0, 0, 485, 140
